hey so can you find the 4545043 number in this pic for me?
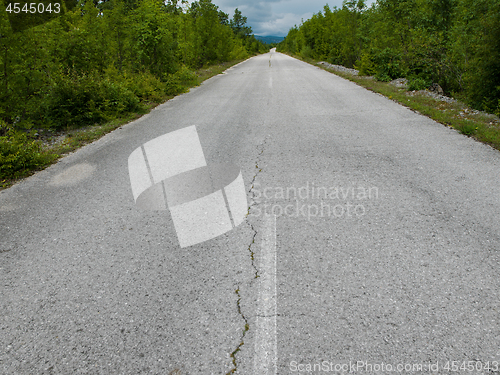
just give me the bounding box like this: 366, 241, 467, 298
5, 2, 60, 13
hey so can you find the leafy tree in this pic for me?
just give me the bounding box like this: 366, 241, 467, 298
218, 10, 229, 26
0, 0, 264, 131
230, 8, 252, 37
278, 0, 500, 114
130, 0, 177, 76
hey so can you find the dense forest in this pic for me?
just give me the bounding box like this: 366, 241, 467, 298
278, 0, 500, 116
0, 0, 267, 130
0, 0, 268, 180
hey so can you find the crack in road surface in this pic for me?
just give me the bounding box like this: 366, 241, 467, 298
227, 138, 267, 374
226, 287, 250, 375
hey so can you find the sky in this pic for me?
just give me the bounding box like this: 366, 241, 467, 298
199, 0, 377, 37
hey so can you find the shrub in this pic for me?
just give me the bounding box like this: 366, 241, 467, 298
375, 72, 392, 82
0, 122, 57, 180
373, 48, 405, 82
408, 76, 431, 91
123, 71, 166, 102
230, 40, 249, 60
300, 45, 314, 59
175, 65, 198, 86
44, 74, 141, 130
456, 120, 477, 136
356, 53, 377, 76
164, 66, 198, 96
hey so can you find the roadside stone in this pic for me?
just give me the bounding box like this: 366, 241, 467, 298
40, 133, 66, 148
317, 61, 359, 75
406, 89, 456, 103
389, 78, 408, 88
429, 83, 444, 95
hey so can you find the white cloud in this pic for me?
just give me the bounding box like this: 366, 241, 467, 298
253, 11, 312, 36
186, 0, 377, 36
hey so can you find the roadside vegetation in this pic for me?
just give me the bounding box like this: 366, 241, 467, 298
277, 0, 500, 148
0, 0, 269, 188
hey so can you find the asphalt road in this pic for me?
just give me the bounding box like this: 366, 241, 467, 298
1, 49, 500, 375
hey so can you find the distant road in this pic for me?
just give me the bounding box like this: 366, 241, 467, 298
2, 48, 500, 374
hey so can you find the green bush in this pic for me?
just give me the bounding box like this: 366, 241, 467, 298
123, 71, 166, 102
456, 121, 477, 136
356, 53, 377, 76
230, 40, 249, 60
408, 76, 431, 91
164, 66, 198, 96
175, 65, 198, 86
373, 48, 405, 82
44, 74, 141, 130
0, 123, 57, 180
375, 72, 392, 82
300, 45, 314, 59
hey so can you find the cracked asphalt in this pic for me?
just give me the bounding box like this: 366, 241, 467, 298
2, 49, 500, 374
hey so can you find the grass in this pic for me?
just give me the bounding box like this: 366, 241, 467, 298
286, 52, 500, 152
0, 59, 246, 191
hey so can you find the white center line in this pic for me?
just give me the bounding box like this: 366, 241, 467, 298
254, 214, 277, 374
